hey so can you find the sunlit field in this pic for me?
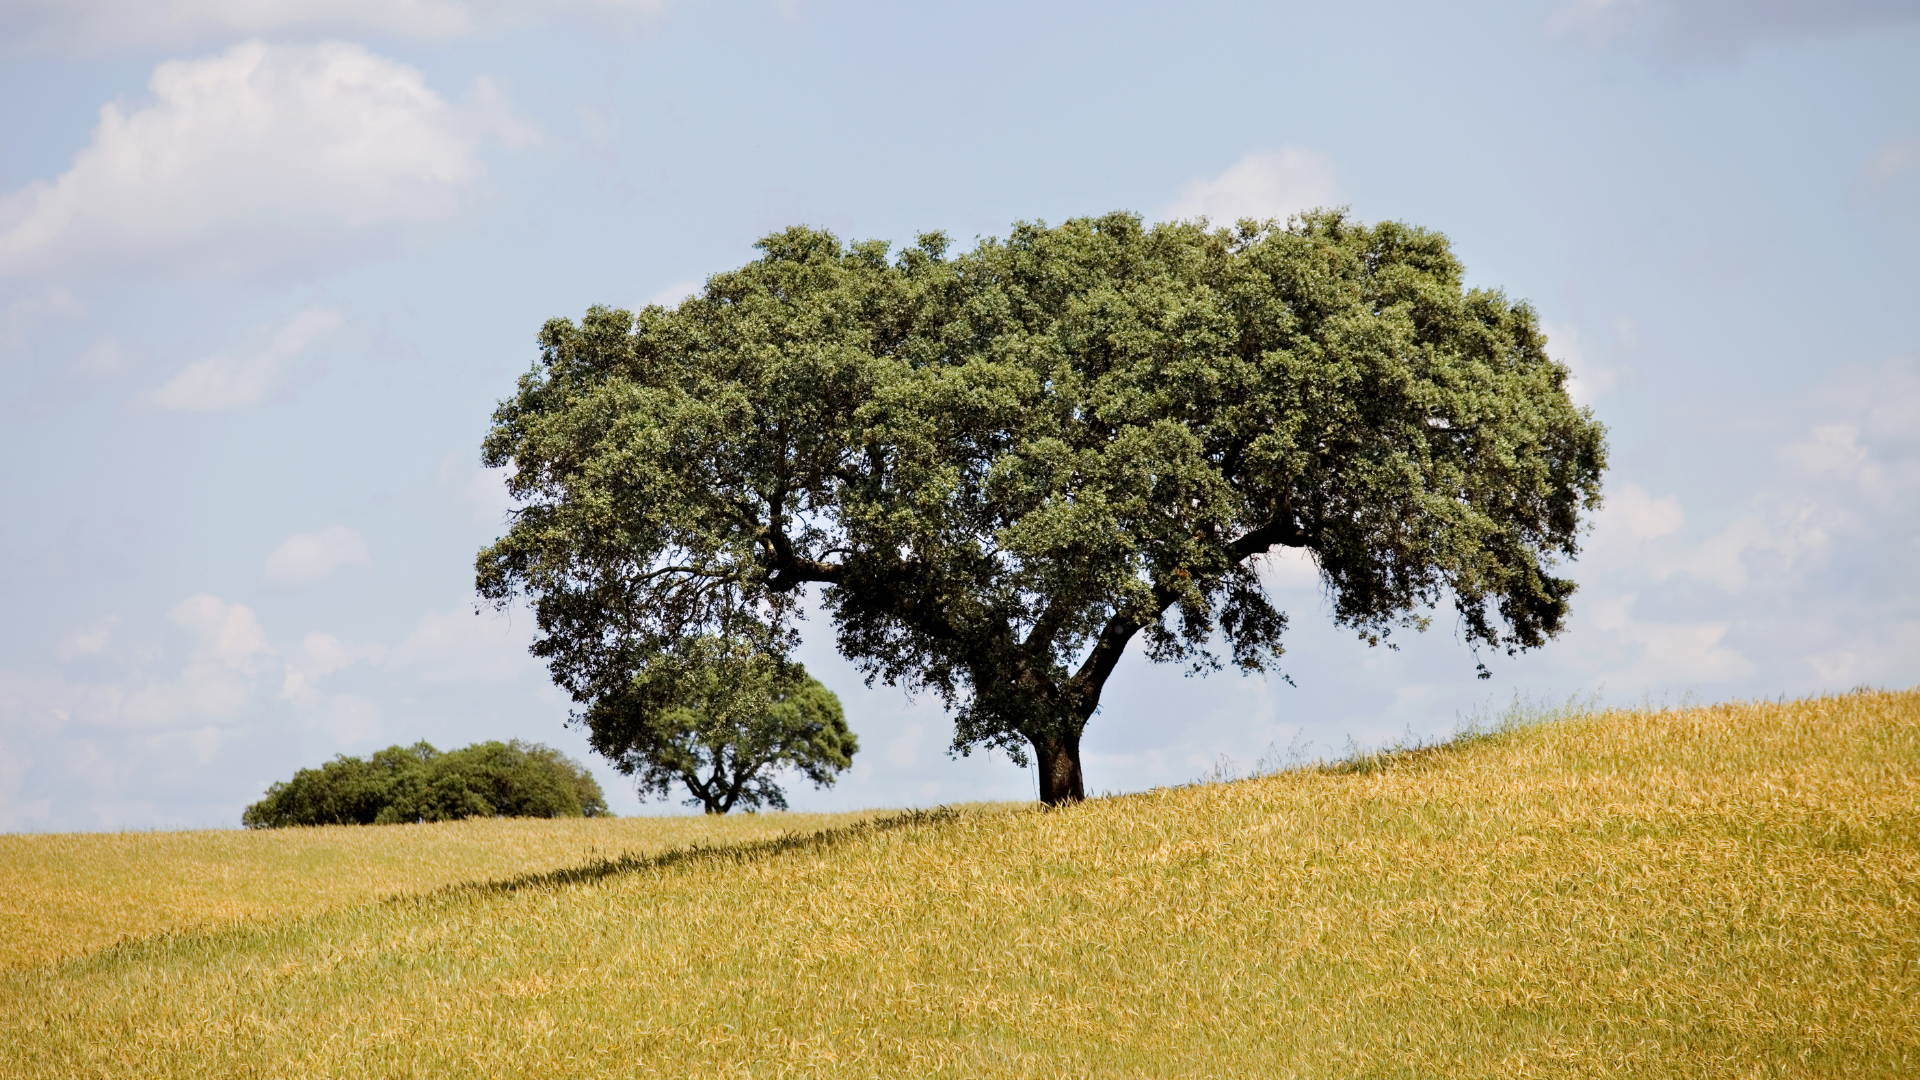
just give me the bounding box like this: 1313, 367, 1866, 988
4, 689, 1916, 1078
0, 809, 887, 970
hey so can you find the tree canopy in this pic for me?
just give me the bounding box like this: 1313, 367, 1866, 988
583, 636, 857, 814
242, 740, 609, 828
477, 210, 1607, 804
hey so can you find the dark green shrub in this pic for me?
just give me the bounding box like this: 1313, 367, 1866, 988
243, 740, 609, 828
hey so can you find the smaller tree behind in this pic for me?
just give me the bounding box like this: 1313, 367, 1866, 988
582, 637, 857, 814
243, 740, 609, 828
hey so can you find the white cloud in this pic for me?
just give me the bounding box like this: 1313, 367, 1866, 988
0, 668, 77, 735
56, 616, 121, 659
647, 279, 702, 308
466, 74, 543, 149
0, 0, 670, 54
149, 307, 341, 411
119, 594, 274, 726
1165, 148, 1340, 227
1773, 374, 1920, 504
0, 41, 507, 278
1588, 593, 1754, 685
1589, 479, 1832, 594
96, 597, 384, 735
0, 596, 457, 828
391, 604, 537, 683
1804, 621, 1920, 688
281, 631, 385, 704
1779, 423, 1869, 478
1669, 499, 1831, 593
262, 525, 372, 589
1584, 480, 1686, 571
140, 723, 232, 764
7, 594, 390, 742
171, 592, 273, 666
1603, 482, 1685, 542
1793, 358, 1920, 463
1542, 321, 1623, 405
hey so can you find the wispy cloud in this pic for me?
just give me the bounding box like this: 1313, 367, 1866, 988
149, 307, 341, 411
0, 594, 405, 826
1863, 137, 1919, 187
1573, 354, 1920, 694
390, 604, 538, 683
1542, 321, 1628, 406
261, 525, 372, 589
1165, 148, 1341, 227
281, 632, 385, 707
116, 594, 274, 728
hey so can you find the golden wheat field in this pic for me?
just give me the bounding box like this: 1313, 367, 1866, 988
3, 689, 1917, 1079
0, 809, 887, 970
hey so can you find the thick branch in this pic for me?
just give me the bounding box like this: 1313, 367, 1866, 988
752, 483, 846, 591
1065, 514, 1312, 716
682, 767, 716, 811
1019, 598, 1072, 660
764, 534, 845, 591
1228, 515, 1311, 562
639, 564, 722, 581
1066, 616, 1150, 717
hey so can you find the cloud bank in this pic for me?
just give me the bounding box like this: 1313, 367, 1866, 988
0, 41, 512, 279
0, 591, 540, 829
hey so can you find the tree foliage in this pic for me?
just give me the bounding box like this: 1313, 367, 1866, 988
583, 636, 857, 814
477, 210, 1607, 803
242, 740, 610, 828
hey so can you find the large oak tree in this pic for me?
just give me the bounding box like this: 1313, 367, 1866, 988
478, 211, 1607, 804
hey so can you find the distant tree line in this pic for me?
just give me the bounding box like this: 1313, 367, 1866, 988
242, 740, 610, 828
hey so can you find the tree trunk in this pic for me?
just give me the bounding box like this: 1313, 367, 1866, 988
1029, 730, 1086, 806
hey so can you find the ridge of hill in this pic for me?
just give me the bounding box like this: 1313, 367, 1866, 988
5, 689, 1917, 1078
0, 808, 892, 971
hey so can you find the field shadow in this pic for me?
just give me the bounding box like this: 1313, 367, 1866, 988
436, 806, 967, 899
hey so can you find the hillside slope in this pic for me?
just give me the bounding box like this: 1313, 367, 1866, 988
5, 690, 1917, 1078
0, 809, 886, 969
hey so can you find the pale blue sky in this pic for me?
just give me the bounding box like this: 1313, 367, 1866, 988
1, 0, 1916, 830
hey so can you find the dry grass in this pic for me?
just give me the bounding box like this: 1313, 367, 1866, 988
4, 689, 1917, 1078
0, 809, 886, 969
